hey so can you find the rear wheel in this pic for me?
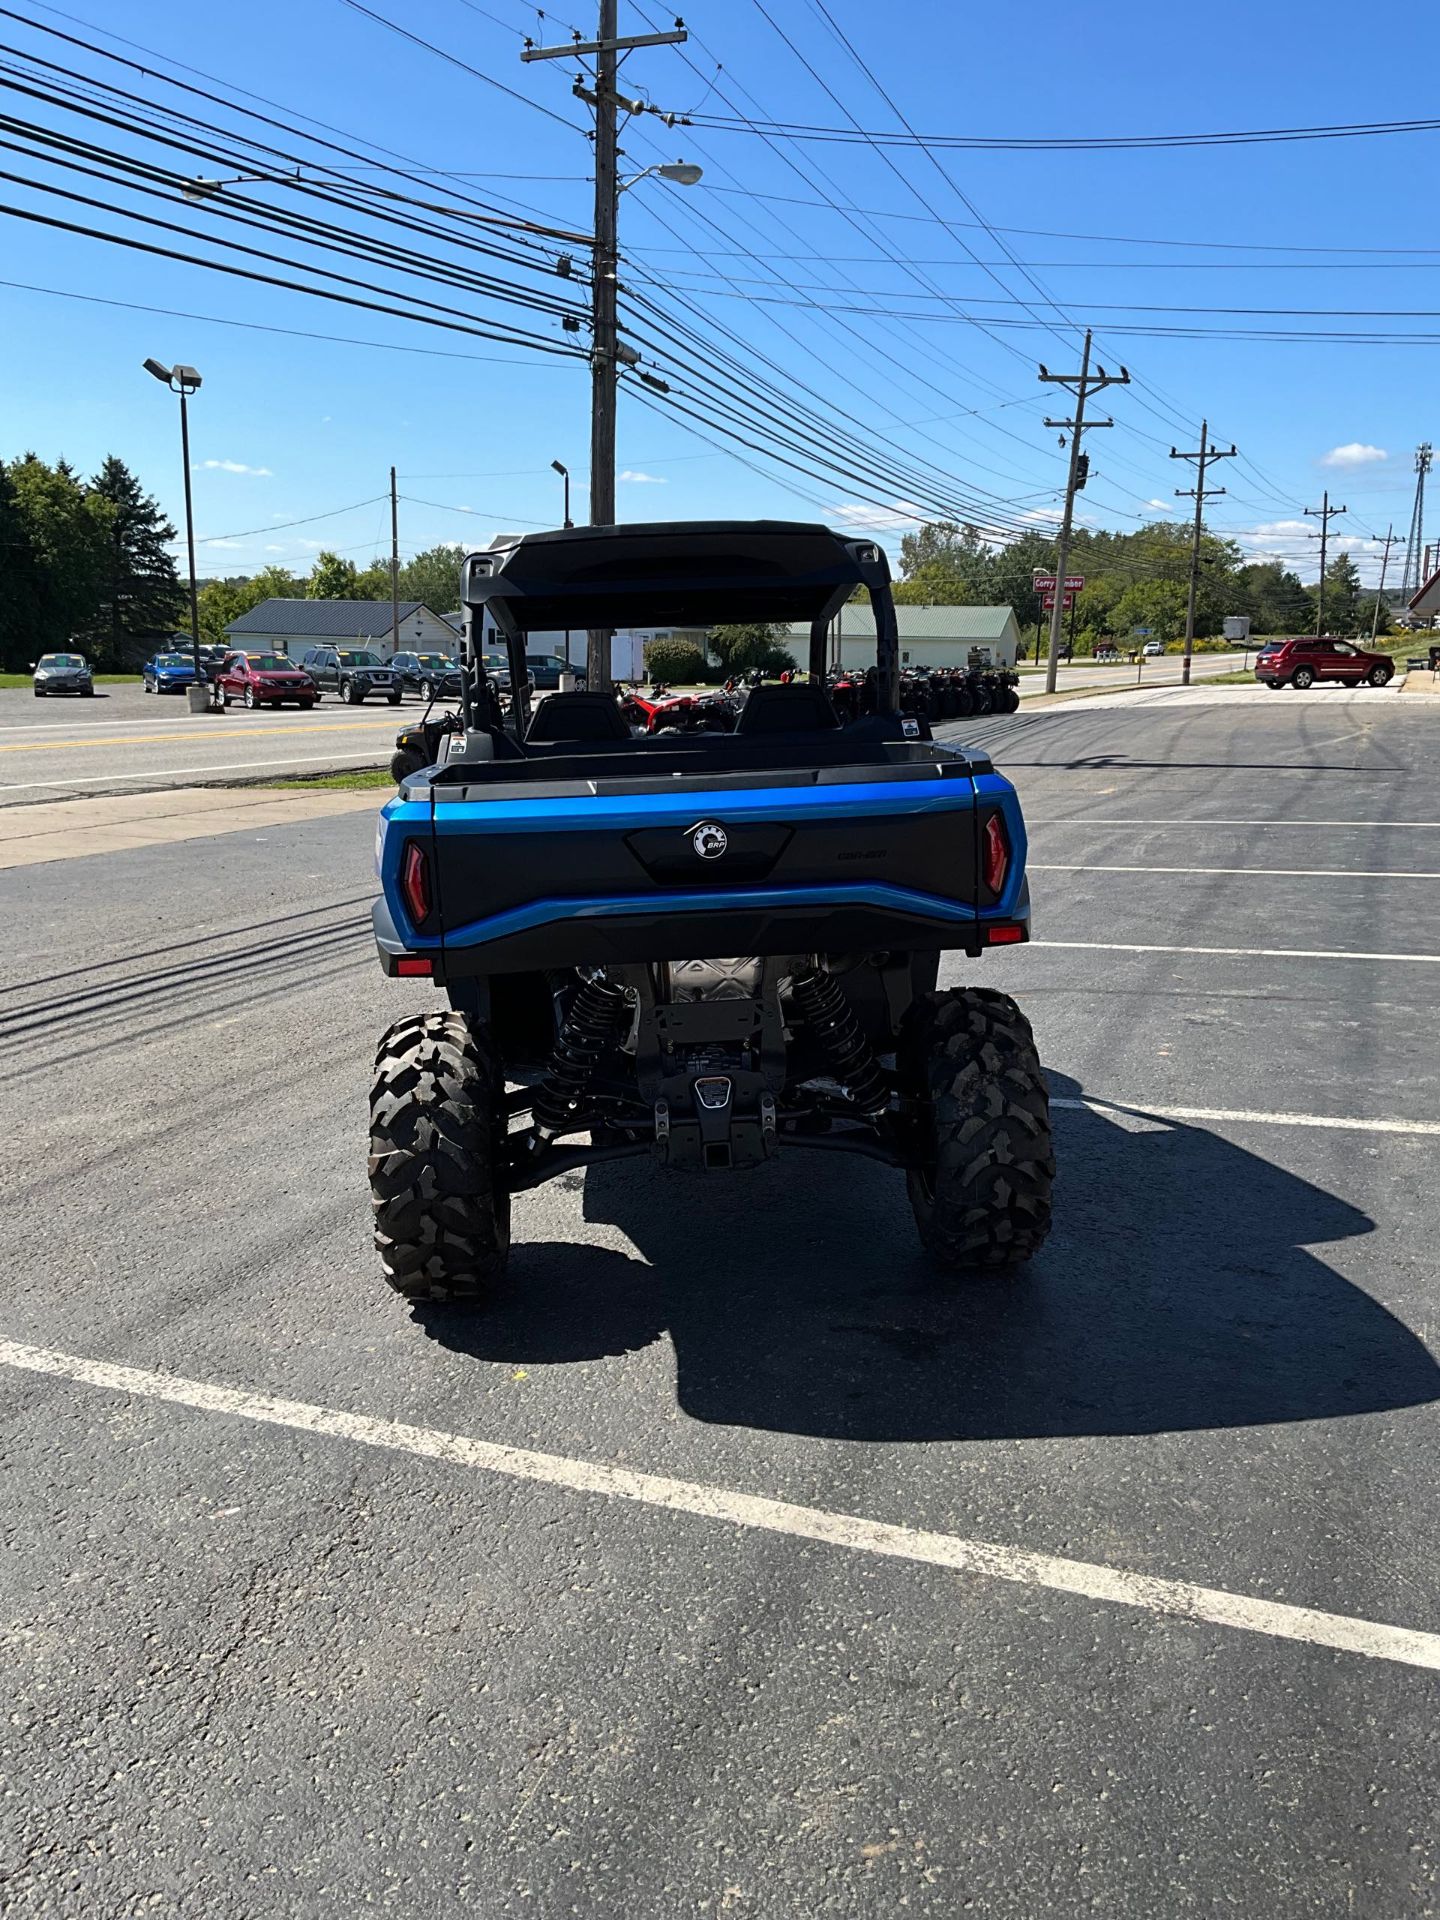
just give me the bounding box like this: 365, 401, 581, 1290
971, 684, 994, 715
998, 686, 1020, 713
1292, 666, 1314, 689
390, 747, 427, 783
1265, 678, 1286, 690
1368, 664, 1393, 687
902, 988, 1053, 1273
369, 1012, 511, 1303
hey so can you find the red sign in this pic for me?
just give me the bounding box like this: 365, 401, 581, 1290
1042, 592, 1076, 611
1034, 574, 1085, 592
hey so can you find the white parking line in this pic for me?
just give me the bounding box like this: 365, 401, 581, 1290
1032, 938, 1440, 965
1031, 863, 1440, 880
1051, 1096, 1440, 1137
0, 749, 389, 794
3, 1338, 1437, 1672
1032, 819, 1440, 830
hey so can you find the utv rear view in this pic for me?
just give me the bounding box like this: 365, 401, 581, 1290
368, 521, 1053, 1302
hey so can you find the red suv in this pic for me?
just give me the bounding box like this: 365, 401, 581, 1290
218, 651, 318, 710
1255, 637, 1393, 690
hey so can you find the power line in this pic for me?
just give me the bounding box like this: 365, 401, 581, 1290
0, 276, 576, 368
686, 109, 1440, 152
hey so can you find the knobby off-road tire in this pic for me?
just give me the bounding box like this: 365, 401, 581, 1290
903, 987, 1053, 1272
369, 1012, 511, 1303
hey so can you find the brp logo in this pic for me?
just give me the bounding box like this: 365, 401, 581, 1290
691, 821, 729, 860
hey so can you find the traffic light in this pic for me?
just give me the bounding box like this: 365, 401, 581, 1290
1074, 453, 1090, 491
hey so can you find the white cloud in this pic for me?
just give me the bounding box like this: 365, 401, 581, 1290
202, 538, 243, 550
1321, 442, 1387, 468
263, 544, 287, 553
1145, 498, 1173, 512
197, 458, 274, 476
1242, 519, 1311, 546
618, 469, 667, 485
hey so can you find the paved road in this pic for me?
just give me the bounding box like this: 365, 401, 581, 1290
1014, 649, 1248, 696
2, 701, 1438, 1916
0, 683, 411, 804
2, 663, 1252, 803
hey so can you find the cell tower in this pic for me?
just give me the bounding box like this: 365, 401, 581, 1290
1400, 442, 1433, 597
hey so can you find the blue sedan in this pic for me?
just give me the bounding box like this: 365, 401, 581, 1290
143, 651, 202, 694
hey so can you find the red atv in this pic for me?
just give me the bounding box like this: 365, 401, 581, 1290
619, 683, 737, 734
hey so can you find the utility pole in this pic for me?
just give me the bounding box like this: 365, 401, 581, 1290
1399, 443, 1432, 601
522, 7, 688, 691
1304, 492, 1348, 636
1038, 330, 1128, 693
389, 465, 400, 660
1170, 420, 1236, 686
1371, 524, 1397, 639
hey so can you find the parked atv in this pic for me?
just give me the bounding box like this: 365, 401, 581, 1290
368, 521, 1053, 1302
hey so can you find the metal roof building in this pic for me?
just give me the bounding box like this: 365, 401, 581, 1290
782, 602, 1020, 669
223, 598, 458, 656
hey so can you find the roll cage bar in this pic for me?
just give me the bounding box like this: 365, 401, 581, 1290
456, 519, 899, 735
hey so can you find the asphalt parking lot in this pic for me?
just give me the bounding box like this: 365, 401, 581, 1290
2, 697, 1437, 1916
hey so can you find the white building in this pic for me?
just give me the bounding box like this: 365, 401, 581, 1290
781, 603, 1021, 670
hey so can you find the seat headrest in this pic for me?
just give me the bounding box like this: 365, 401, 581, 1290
735, 681, 840, 734
524, 690, 631, 743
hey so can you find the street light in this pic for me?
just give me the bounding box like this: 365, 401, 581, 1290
551, 459, 573, 528
143, 358, 207, 710
618, 161, 703, 194
551, 460, 575, 669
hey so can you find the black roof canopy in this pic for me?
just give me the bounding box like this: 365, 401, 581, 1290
460, 520, 892, 634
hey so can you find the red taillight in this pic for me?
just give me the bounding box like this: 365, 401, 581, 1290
985, 924, 1025, 946
401, 841, 431, 924
983, 813, 1010, 894
396, 957, 433, 976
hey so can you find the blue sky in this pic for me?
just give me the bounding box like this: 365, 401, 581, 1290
3, 0, 1437, 587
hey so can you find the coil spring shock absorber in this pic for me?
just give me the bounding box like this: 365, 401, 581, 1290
533, 974, 632, 1143
791, 966, 890, 1120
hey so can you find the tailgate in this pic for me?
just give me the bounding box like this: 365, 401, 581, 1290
381, 761, 1027, 972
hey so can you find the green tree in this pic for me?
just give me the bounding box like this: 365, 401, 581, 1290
307, 550, 360, 598
897, 520, 992, 604
1110, 579, 1189, 645
397, 542, 464, 611
707, 622, 796, 675
354, 562, 392, 599
5, 454, 110, 661
90, 455, 183, 659
196, 564, 302, 644
1320, 552, 1363, 635
0, 463, 38, 671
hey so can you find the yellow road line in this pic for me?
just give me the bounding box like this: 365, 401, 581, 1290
0, 719, 399, 753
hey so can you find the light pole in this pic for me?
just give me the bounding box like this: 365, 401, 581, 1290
552, 459, 574, 670
551, 459, 573, 528
143, 357, 206, 711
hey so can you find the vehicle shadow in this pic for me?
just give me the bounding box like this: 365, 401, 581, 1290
414, 1073, 1440, 1441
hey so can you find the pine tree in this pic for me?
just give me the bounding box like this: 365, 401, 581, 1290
90, 456, 183, 654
